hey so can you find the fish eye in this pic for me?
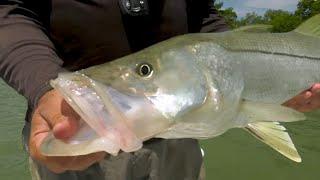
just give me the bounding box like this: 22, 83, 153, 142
137, 63, 153, 77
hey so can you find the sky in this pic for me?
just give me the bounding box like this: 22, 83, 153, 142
220, 0, 300, 17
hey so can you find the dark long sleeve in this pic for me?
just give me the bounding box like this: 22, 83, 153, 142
0, 1, 66, 108
200, 0, 230, 32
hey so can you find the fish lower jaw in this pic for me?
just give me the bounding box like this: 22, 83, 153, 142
46, 73, 174, 156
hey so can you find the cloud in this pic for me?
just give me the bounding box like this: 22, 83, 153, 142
244, 0, 298, 10
220, 0, 299, 17
233, 8, 251, 17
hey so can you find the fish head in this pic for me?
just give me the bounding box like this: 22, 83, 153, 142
78, 36, 214, 119
47, 36, 222, 155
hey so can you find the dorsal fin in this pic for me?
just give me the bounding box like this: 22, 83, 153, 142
233, 24, 272, 33
294, 14, 320, 38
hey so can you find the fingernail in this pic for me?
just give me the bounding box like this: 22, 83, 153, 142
304, 91, 312, 99
53, 122, 64, 132
53, 121, 72, 140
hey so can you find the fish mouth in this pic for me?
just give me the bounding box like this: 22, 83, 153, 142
41, 72, 171, 156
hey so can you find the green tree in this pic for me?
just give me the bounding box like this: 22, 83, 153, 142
220, 7, 238, 28
295, 0, 320, 20
237, 12, 266, 26
263, 9, 302, 32
214, 0, 319, 32
264, 9, 291, 22
269, 13, 302, 32
214, 1, 238, 28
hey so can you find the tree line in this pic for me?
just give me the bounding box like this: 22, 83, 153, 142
216, 0, 320, 32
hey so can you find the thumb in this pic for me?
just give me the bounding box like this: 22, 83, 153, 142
39, 91, 80, 140
52, 115, 79, 140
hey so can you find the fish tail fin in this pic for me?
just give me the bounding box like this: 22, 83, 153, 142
239, 100, 305, 162
294, 14, 320, 38
245, 122, 301, 162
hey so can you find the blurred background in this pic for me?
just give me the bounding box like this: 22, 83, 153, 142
218, 0, 319, 32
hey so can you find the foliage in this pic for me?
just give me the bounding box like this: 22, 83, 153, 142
214, 1, 238, 28
220, 7, 238, 28
270, 13, 302, 32
264, 9, 291, 22
263, 9, 302, 32
214, 0, 320, 32
295, 0, 320, 20
237, 12, 266, 27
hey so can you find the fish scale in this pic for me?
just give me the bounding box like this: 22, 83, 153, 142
205, 32, 320, 59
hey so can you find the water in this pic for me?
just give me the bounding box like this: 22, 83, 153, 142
0, 80, 30, 180
0, 80, 319, 180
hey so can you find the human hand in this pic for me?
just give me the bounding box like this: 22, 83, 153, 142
283, 83, 320, 112
29, 89, 106, 173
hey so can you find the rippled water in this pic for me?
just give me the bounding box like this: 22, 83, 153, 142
0, 79, 319, 180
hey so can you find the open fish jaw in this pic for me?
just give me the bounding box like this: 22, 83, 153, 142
41, 72, 172, 156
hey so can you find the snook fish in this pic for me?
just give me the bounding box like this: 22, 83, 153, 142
41, 15, 320, 162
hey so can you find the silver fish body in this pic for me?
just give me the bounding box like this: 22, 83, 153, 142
41, 15, 320, 162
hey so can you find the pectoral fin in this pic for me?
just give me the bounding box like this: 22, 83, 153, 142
245, 122, 301, 162
239, 100, 305, 162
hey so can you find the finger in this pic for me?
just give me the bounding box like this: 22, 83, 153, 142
52, 117, 79, 140
283, 83, 320, 112
40, 110, 79, 140
308, 95, 320, 109
311, 83, 320, 93
29, 111, 68, 173
304, 91, 312, 99
30, 114, 105, 173
282, 93, 305, 107
29, 112, 51, 163
287, 91, 318, 112
53, 100, 80, 139
39, 101, 80, 140
301, 84, 320, 111
39, 99, 79, 128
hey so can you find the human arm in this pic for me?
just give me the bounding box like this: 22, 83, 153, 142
0, 0, 64, 107
199, 0, 230, 33
0, 1, 105, 173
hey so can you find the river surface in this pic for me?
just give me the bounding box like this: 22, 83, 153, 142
0, 79, 319, 180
